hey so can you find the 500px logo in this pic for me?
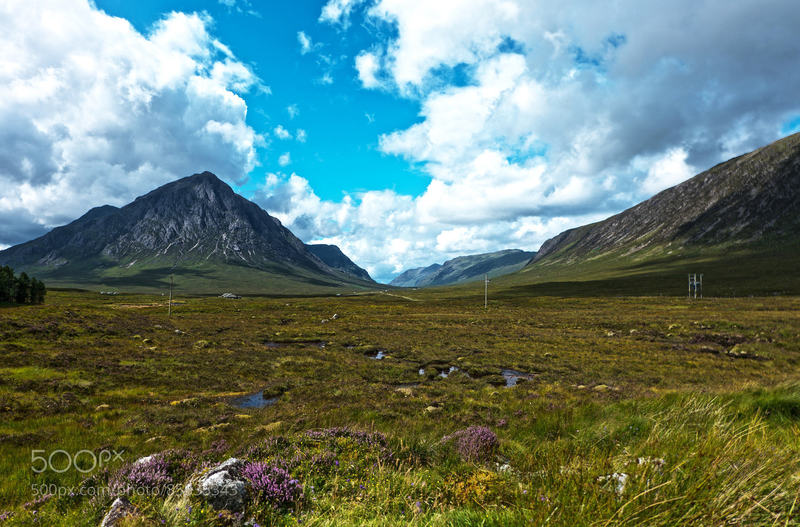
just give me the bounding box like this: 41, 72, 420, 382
31, 449, 124, 474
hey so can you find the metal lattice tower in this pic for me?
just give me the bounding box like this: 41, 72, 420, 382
688, 273, 703, 299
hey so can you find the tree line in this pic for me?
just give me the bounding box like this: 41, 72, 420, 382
0, 266, 46, 304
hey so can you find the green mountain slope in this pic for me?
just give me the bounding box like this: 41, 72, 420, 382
494, 133, 800, 296
305, 244, 373, 282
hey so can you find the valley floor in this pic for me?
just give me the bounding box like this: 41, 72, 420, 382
1, 290, 800, 525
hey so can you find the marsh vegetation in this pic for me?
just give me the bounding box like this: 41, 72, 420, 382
1, 290, 799, 525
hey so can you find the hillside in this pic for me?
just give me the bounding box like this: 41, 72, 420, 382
0, 172, 376, 294
502, 133, 800, 296
391, 249, 535, 287
305, 244, 373, 282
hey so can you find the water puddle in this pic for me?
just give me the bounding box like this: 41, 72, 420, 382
502, 369, 534, 387
372, 350, 385, 360
230, 391, 278, 409
419, 368, 425, 375
439, 366, 458, 378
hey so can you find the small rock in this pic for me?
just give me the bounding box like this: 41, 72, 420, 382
331, 313, 339, 320
606, 331, 616, 337
198, 458, 247, 511
320, 319, 329, 324
94, 404, 111, 411
597, 472, 628, 495
424, 405, 442, 413
100, 496, 135, 527
629, 329, 638, 335
396, 387, 413, 397
593, 384, 610, 392
174, 329, 185, 335
193, 340, 210, 349
133, 455, 155, 466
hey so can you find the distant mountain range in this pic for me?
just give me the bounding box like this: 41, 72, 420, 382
512, 132, 800, 295
0, 172, 374, 294
4, 132, 798, 297
390, 249, 535, 287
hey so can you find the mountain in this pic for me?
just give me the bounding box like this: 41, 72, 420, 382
305, 244, 373, 282
390, 249, 535, 287
510, 132, 800, 296
0, 172, 376, 294
389, 264, 443, 287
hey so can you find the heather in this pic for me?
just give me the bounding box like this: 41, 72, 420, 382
241, 462, 303, 509
1, 290, 800, 525
442, 426, 498, 463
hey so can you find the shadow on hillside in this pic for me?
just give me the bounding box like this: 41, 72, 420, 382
96, 267, 217, 288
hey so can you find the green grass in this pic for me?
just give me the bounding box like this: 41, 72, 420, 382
1, 290, 800, 525
19, 258, 378, 296
431, 241, 800, 298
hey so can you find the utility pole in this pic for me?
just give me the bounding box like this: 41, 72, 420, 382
688, 273, 704, 299
484, 274, 490, 309
168, 274, 173, 316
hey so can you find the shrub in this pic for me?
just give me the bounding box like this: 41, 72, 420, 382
241, 462, 303, 509
442, 426, 499, 463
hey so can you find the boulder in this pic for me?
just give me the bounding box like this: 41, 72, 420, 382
100, 496, 134, 527
198, 458, 248, 511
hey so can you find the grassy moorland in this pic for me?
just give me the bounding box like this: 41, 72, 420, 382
1, 288, 800, 525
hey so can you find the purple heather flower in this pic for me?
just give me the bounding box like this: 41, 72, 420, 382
442, 426, 499, 462
242, 462, 303, 509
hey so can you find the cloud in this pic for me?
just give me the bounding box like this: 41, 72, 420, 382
355, 51, 381, 88
319, 0, 367, 26
296, 129, 307, 142
266, 0, 800, 281
287, 104, 299, 119
274, 125, 292, 140
255, 172, 597, 283
637, 148, 695, 196
297, 31, 313, 55
278, 153, 291, 166
0, 0, 264, 246
217, 0, 261, 17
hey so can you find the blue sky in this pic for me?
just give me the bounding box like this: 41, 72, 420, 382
95, 0, 427, 201
1, 0, 800, 282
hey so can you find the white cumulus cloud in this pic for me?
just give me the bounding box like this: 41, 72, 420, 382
265, 0, 800, 281
274, 125, 292, 140
0, 0, 264, 245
